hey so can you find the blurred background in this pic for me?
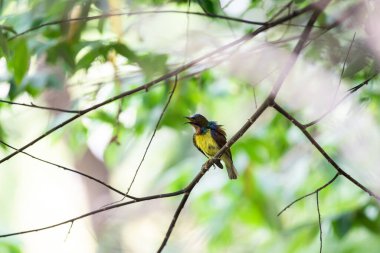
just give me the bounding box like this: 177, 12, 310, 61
0, 0, 380, 252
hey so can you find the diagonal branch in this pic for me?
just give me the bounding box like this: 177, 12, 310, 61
304, 74, 377, 128
0, 187, 187, 238
272, 102, 380, 201
0, 140, 130, 198
9, 9, 323, 41
157, 1, 331, 251
126, 75, 178, 196
157, 192, 190, 253
0, 0, 336, 245
270, 0, 331, 99
0, 5, 315, 165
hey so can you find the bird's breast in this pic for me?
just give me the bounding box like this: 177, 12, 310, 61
194, 129, 219, 157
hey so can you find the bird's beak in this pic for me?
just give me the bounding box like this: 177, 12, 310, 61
185, 116, 193, 124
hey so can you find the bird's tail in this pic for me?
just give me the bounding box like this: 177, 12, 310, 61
222, 155, 238, 180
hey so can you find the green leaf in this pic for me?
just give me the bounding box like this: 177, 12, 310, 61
112, 43, 139, 62
332, 213, 354, 238
90, 110, 117, 125
196, 0, 221, 15
0, 30, 9, 58
0, 241, 22, 253
136, 53, 168, 79
77, 48, 102, 70
46, 42, 76, 71
7, 38, 30, 85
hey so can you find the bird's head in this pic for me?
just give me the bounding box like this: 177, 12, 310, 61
185, 114, 209, 130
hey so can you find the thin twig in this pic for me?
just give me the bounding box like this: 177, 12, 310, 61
330, 32, 356, 111
9, 9, 322, 41
270, 0, 331, 99
0, 5, 314, 165
0, 0, 334, 244
0, 99, 81, 113
0, 140, 130, 198
304, 74, 377, 128
253, 87, 258, 109
0, 188, 187, 238
277, 173, 339, 216
317, 192, 322, 253
157, 2, 330, 251
268, 1, 293, 22
64, 221, 74, 242
272, 102, 380, 201
99, 76, 179, 210
157, 193, 190, 253
8, 11, 265, 41
126, 76, 178, 195
0, 2, 321, 241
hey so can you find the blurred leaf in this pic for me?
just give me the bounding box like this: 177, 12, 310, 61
46, 41, 76, 70
112, 42, 139, 62
7, 38, 30, 85
332, 212, 354, 238
66, 121, 88, 154
90, 110, 117, 125
196, 0, 222, 15
104, 142, 120, 168
0, 242, 22, 253
0, 30, 10, 58
136, 53, 168, 79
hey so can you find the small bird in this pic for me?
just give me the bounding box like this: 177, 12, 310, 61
186, 114, 238, 180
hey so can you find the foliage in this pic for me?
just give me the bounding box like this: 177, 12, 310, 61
0, 0, 379, 252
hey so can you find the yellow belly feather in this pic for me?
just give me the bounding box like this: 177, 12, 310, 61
194, 129, 219, 157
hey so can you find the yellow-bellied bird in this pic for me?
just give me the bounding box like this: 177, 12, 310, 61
186, 114, 238, 179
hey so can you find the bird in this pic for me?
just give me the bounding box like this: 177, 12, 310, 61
186, 114, 238, 180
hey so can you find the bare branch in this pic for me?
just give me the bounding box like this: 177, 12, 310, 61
157, 2, 330, 251
304, 75, 377, 128
270, 0, 331, 99
272, 102, 380, 201
330, 32, 356, 112
126, 75, 178, 195
268, 1, 293, 22
9, 9, 323, 41
0, 5, 314, 165
64, 221, 74, 242
0, 99, 81, 113
316, 192, 322, 253
0, 187, 187, 238
157, 193, 190, 253
0, 0, 337, 245
277, 173, 339, 216
0, 140, 130, 198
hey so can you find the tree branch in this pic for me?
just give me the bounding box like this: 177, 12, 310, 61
157, 192, 190, 253
272, 102, 380, 201
0, 140, 131, 198
157, 2, 330, 251
0, 99, 81, 113
304, 74, 377, 128
316, 192, 322, 253
126, 75, 178, 196
9, 9, 323, 41
0, 0, 336, 247
0, 187, 187, 238
0, 5, 314, 165
277, 173, 339, 216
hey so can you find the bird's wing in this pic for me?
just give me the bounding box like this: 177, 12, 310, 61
193, 134, 208, 158
211, 127, 232, 159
